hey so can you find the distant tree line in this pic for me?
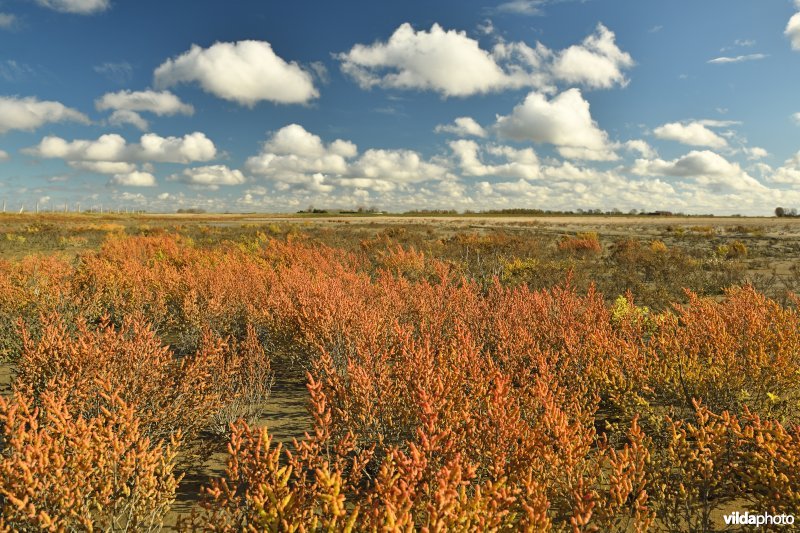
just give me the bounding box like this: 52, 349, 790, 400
403, 209, 459, 215
443, 208, 693, 217
775, 207, 798, 217
297, 205, 383, 215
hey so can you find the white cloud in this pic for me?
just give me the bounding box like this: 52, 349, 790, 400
154, 40, 318, 106
339, 22, 633, 97
434, 116, 487, 137
96, 90, 194, 116
744, 146, 769, 160
334, 176, 396, 192
0, 149, 9, 161
349, 149, 448, 183
767, 152, 800, 184
495, 88, 618, 160
552, 24, 634, 89
25, 132, 217, 164
263, 123, 357, 158
71, 160, 137, 174
28, 133, 127, 160
653, 121, 729, 149
246, 124, 356, 183
786, 11, 800, 50
624, 139, 657, 158
246, 123, 448, 193
707, 53, 768, 64
793, 112, 800, 125
0, 96, 90, 134
631, 150, 764, 191
108, 171, 156, 187
139, 132, 216, 163
339, 23, 516, 97
168, 165, 246, 188
0, 13, 17, 28
35, 0, 109, 14
450, 139, 540, 179
108, 110, 149, 131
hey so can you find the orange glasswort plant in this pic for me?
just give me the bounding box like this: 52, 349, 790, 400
0, 384, 181, 532
1, 232, 799, 531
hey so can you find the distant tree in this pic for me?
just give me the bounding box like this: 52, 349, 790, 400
776, 207, 786, 217
791, 208, 798, 217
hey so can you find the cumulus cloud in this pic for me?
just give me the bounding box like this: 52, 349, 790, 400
0, 149, 9, 161
338, 22, 633, 97
793, 112, 800, 125
551, 24, 634, 89
434, 117, 487, 137
108, 171, 156, 187
631, 150, 764, 191
624, 139, 657, 158
707, 53, 768, 64
744, 146, 769, 160
787, 10, 800, 50
471, 160, 685, 214
25, 132, 216, 165
263, 123, 357, 158
99, 91, 195, 131
349, 149, 448, 183
339, 23, 515, 97
96, 90, 194, 117
28, 133, 127, 161
71, 160, 137, 174
108, 110, 149, 131
766, 151, 800, 184
168, 165, 247, 189
246, 124, 356, 183
495, 88, 618, 161
246, 123, 448, 193
36, 0, 109, 14
141, 132, 217, 162
450, 139, 540, 179
653, 121, 729, 149
154, 40, 318, 106
0, 96, 90, 134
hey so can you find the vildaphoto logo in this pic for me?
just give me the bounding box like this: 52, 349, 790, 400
723, 511, 795, 527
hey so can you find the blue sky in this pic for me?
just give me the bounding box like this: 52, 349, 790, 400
1, 0, 800, 214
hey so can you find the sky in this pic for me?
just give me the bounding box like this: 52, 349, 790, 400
1, 0, 800, 214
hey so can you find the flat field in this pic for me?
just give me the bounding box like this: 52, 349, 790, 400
1, 212, 799, 531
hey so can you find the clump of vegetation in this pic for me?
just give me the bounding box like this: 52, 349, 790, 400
0, 217, 799, 530
557, 231, 602, 255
